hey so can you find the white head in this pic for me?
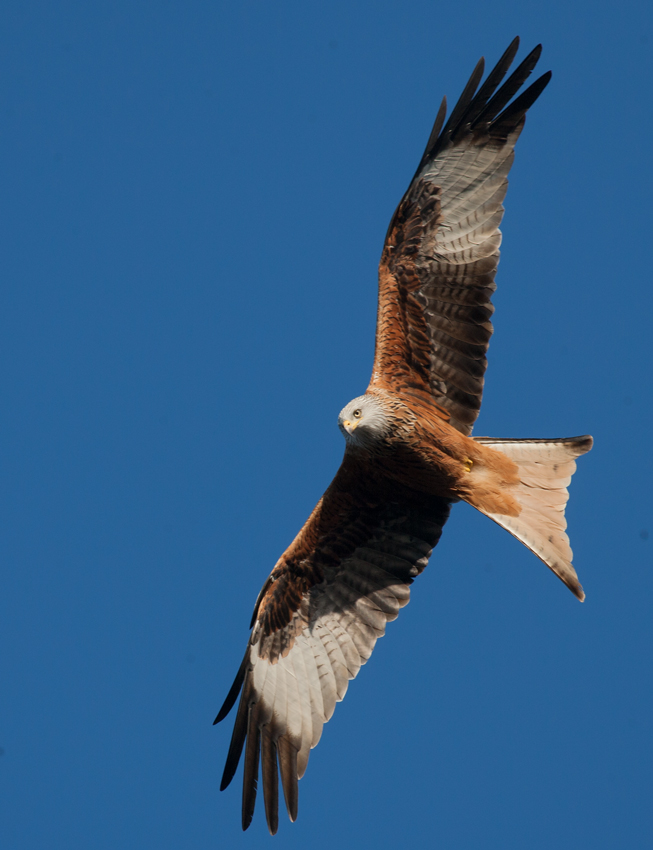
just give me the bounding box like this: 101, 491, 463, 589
338, 394, 392, 448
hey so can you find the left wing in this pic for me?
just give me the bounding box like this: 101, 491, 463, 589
370, 38, 551, 434
215, 454, 451, 833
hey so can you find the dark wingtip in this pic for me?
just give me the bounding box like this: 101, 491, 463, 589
262, 729, 280, 835
415, 39, 548, 174
487, 69, 551, 138
219, 681, 251, 791
451, 37, 522, 142
437, 55, 486, 148
278, 736, 299, 824
214, 651, 249, 724
241, 708, 261, 831
534, 69, 552, 91
471, 42, 545, 132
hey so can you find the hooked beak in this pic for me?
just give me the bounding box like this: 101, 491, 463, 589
343, 419, 361, 434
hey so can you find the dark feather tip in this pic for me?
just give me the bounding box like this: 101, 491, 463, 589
214, 652, 249, 724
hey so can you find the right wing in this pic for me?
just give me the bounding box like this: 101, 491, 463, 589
370, 38, 551, 434
215, 454, 451, 833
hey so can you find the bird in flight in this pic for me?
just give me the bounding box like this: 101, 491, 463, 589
215, 38, 592, 834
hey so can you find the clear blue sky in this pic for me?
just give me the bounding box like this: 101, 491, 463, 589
1, 1, 652, 847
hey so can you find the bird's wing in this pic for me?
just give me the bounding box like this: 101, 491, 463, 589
369, 38, 551, 434
215, 453, 451, 834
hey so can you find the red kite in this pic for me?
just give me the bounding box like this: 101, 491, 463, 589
215, 38, 592, 834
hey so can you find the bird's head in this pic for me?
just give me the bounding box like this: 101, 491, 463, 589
338, 394, 392, 447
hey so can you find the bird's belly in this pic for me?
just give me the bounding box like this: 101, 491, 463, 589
375, 421, 521, 512
373, 439, 467, 500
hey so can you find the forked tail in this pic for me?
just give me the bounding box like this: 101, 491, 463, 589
472, 435, 593, 601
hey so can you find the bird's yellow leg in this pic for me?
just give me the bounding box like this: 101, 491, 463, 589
463, 457, 473, 473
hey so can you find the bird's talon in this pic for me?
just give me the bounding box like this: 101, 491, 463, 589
463, 458, 473, 473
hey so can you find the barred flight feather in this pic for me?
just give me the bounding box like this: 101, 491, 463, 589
216, 490, 450, 833
371, 53, 550, 433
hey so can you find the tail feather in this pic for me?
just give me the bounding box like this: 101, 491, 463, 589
472, 435, 593, 601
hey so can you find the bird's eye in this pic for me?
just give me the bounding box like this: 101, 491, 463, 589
353, 409, 362, 418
